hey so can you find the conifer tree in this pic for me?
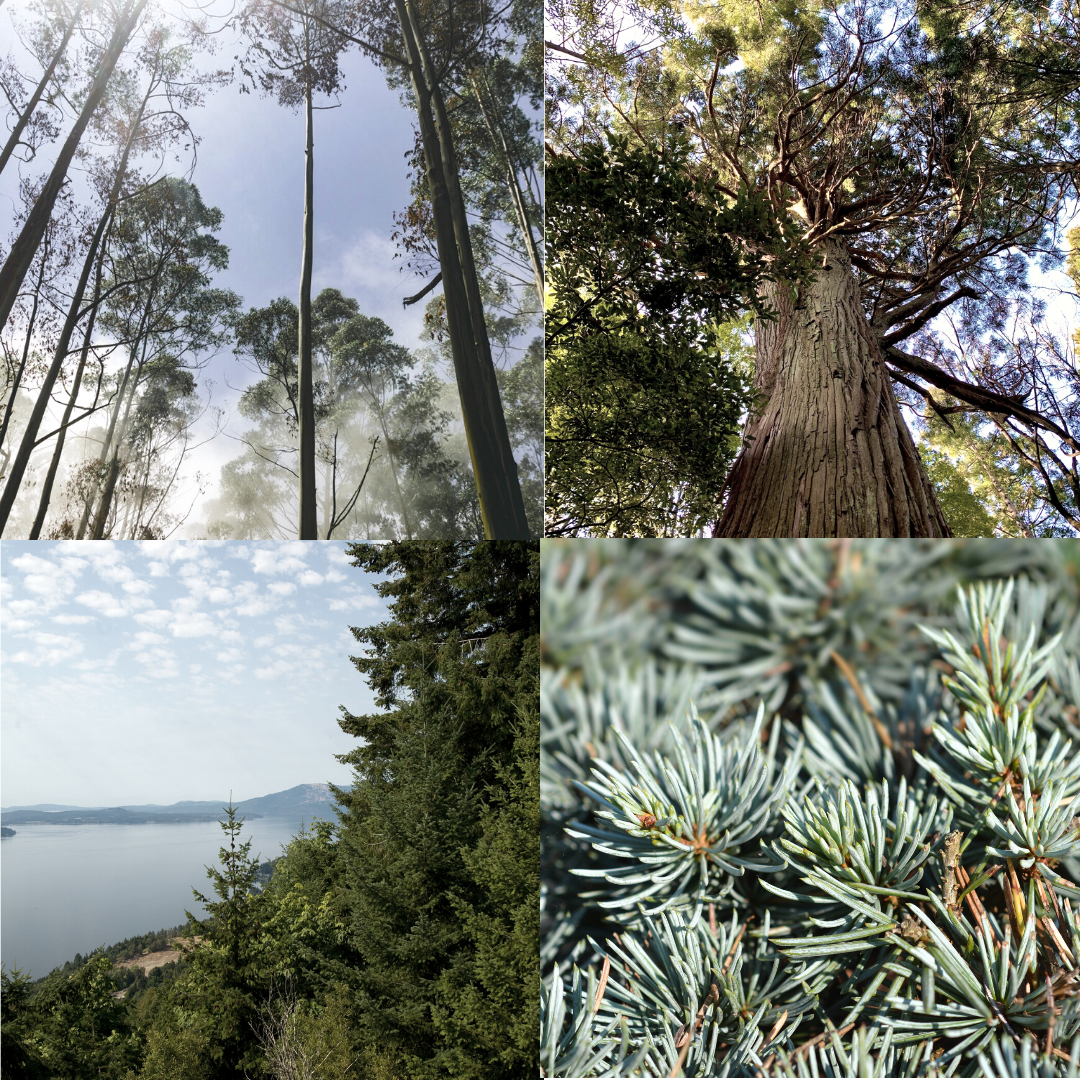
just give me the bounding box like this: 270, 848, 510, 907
542, 540, 1080, 1077
333, 541, 539, 1079
173, 804, 269, 1079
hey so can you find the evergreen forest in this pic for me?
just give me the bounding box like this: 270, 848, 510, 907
543, 539, 1080, 1076
0, 0, 541, 540
2, 540, 540, 1079
545, 0, 1080, 538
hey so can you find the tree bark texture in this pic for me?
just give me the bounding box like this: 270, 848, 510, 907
714, 239, 951, 537
297, 74, 317, 540
0, 0, 147, 329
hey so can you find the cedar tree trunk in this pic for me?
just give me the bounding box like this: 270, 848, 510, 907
714, 238, 951, 537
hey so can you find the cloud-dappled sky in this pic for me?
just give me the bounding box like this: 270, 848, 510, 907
0, 540, 389, 806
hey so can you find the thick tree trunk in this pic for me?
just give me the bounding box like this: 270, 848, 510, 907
297, 72, 317, 540
395, 0, 530, 539
0, 0, 147, 329
714, 239, 951, 537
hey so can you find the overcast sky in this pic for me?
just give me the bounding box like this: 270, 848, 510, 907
0, 539, 390, 806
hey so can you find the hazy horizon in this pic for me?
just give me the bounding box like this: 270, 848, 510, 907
1, 780, 335, 811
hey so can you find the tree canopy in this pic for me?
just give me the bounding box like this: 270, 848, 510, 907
546, 0, 1080, 536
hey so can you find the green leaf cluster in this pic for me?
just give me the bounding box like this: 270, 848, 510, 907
545, 135, 811, 537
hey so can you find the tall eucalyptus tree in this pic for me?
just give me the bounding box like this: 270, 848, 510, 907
236, 0, 348, 539
280, 0, 534, 538
0, 0, 84, 176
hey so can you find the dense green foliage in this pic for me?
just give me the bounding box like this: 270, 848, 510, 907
1, 541, 539, 1079
334, 540, 539, 1078
545, 136, 811, 537
542, 540, 1080, 1076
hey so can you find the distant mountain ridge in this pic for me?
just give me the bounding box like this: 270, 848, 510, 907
1, 784, 339, 823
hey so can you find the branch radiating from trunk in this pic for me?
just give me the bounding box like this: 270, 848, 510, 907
470, 70, 544, 306
0, 231, 49, 452
715, 239, 951, 537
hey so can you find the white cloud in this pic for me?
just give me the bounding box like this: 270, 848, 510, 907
3, 617, 34, 631
75, 591, 128, 617
298, 570, 323, 587
254, 635, 274, 648
7, 631, 85, 665
52, 614, 96, 625
268, 581, 296, 596
250, 542, 310, 576
217, 648, 244, 662
171, 612, 219, 638
219, 629, 243, 643
132, 631, 167, 648
134, 609, 173, 627
232, 581, 273, 617
207, 587, 232, 604
10, 552, 84, 608
328, 591, 380, 612
253, 660, 289, 679
147, 561, 170, 577
325, 545, 353, 567
11, 553, 59, 575
122, 579, 154, 595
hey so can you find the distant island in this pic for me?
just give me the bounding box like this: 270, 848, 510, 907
0, 808, 264, 826
1, 826, 14, 837
0, 784, 338, 828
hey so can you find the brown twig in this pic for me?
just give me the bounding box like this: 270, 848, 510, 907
829, 649, 893, 750
722, 917, 751, 975
792, 1020, 858, 1058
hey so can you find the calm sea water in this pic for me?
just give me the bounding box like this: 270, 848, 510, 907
1, 815, 325, 979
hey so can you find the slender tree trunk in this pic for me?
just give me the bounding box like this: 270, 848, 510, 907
297, 71, 317, 539
76, 320, 145, 538
394, 0, 529, 539
91, 366, 141, 538
0, 0, 147, 329
0, 203, 109, 533
0, 79, 147, 535
714, 238, 951, 537
0, 229, 49, 453
469, 71, 544, 306
0, 1, 82, 177
322, 430, 334, 538
372, 401, 412, 540
29, 233, 107, 538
